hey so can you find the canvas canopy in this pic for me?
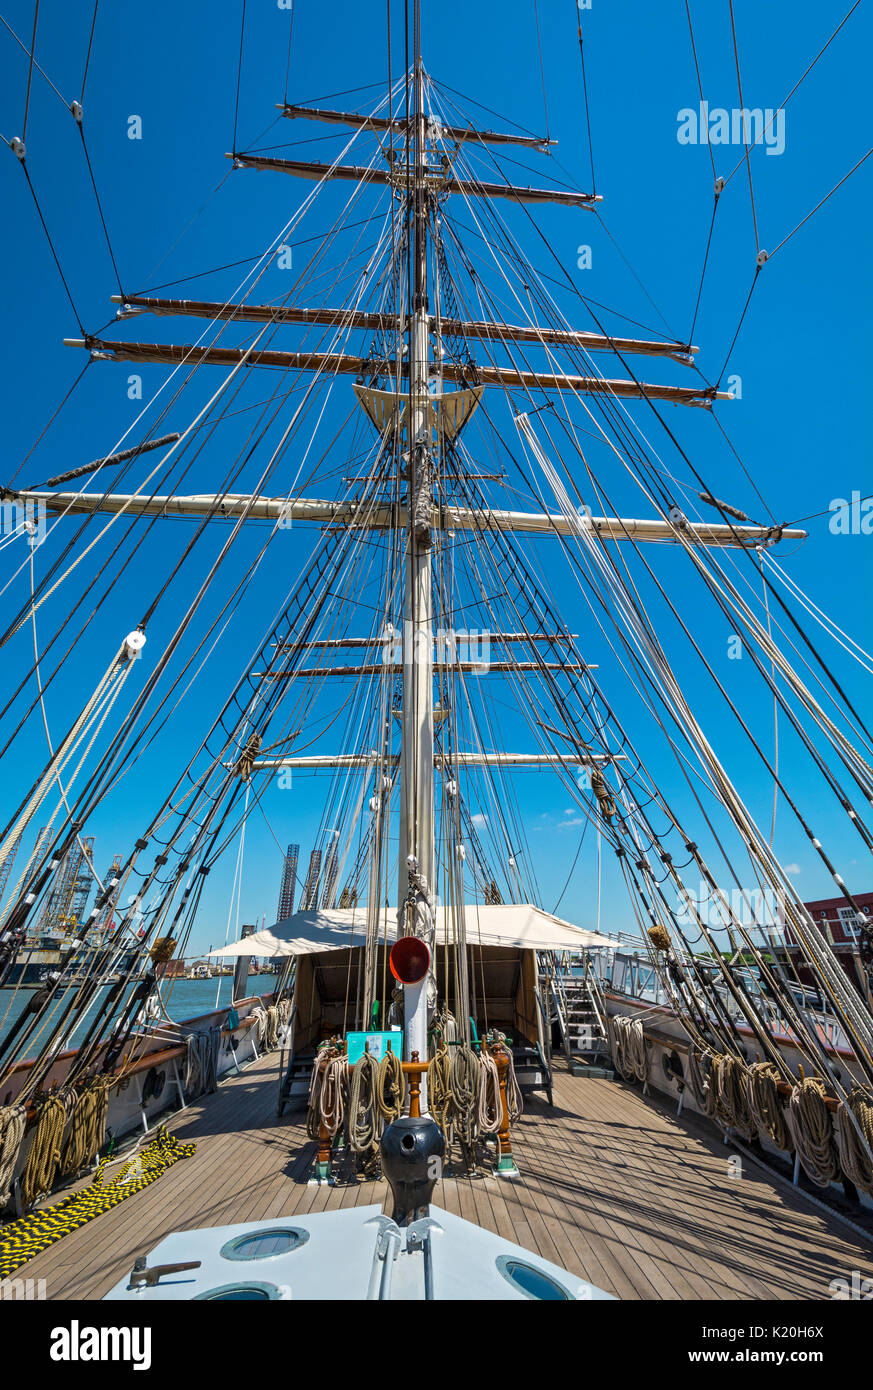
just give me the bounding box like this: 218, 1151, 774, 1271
208, 904, 612, 959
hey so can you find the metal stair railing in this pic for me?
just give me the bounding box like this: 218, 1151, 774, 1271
582, 957, 610, 1054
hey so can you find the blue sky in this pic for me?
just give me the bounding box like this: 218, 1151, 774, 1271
1, 1, 870, 953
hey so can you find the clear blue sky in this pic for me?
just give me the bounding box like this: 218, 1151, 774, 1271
1, 1, 870, 952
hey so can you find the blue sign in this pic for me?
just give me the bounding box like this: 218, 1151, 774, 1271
345, 1029, 403, 1065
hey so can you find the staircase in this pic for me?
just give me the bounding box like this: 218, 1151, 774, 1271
547, 958, 613, 1078
277, 1049, 315, 1117
512, 1039, 553, 1106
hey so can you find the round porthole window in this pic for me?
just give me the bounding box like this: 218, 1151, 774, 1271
220, 1227, 309, 1261
195, 1282, 282, 1300
495, 1255, 573, 1300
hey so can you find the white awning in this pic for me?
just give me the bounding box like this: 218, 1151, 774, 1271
208, 904, 613, 959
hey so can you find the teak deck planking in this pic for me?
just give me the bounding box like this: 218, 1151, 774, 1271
18, 1052, 873, 1300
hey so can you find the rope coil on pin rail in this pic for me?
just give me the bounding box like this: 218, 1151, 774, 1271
0, 1127, 196, 1279
183, 1025, 221, 1100
374, 1047, 406, 1124
709, 1053, 755, 1137
785, 1076, 840, 1188
347, 1050, 380, 1159
449, 1044, 480, 1147
306, 1044, 349, 1141
318, 1050, 348, 1136
0, 1105, 26, 1208
477, 1031, 522, 1138
834, 1086, 873, 1196
19, 1092, 70, 1210
426, 1042, 453, 1137
608, 1013, 648, 1083
476, 1048, 502, 1135
745, 1060, 791, 1152
250, 1003, 269, 1046
500, 1038, 523, 1123
59, 1074, 112, 1180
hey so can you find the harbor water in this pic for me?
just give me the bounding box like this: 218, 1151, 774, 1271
0, 974, 278, 1057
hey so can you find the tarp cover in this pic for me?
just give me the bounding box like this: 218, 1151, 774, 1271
208, 904, 612, 959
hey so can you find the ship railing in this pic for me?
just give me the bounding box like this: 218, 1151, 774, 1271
552, 938, 853, 1054
590, 944, 851, 1053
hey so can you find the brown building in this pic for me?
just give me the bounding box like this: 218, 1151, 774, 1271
779, 891, 873, 996
156, 958, 186, 979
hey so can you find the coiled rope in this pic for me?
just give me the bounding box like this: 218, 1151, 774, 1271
508, 1055, 523, 1122
306, 1047, 348, 1140
20, 1092, 69, 1210
347, 1052, 379, 1159
374, 1049, 406, 1124
426, 1043, 453, 1137
486, 1034, 523, 1123
609, 1014, 648, 1082
184, 1025, 221, 1099
251, 1001, 286, 1049
0, 1105, 26, 1208
0, 1127, 195, 1279
450, 1045, 480, 1147
59, 1075, 111, 1179
785, 1077, 840, 1187
709, 1053, 754, 1137
834, 1086, 873, 1196
477, 1051, 502, 1134
745, 1060, 791, 1151
250, 1005, 268, 1045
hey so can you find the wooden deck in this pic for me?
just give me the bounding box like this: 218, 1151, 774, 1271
20, 1053, 873, 1300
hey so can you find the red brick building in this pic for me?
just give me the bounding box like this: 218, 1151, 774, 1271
780, 891, 873, 995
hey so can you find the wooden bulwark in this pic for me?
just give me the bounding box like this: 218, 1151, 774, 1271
16, 1052, 872, 1300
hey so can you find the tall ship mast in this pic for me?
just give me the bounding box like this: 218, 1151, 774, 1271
0, 0, 871, 1315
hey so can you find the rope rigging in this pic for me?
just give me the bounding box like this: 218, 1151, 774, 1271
1, 8, 872, 1221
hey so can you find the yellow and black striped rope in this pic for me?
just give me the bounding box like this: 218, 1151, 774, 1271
0, 1126, 196, 1279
